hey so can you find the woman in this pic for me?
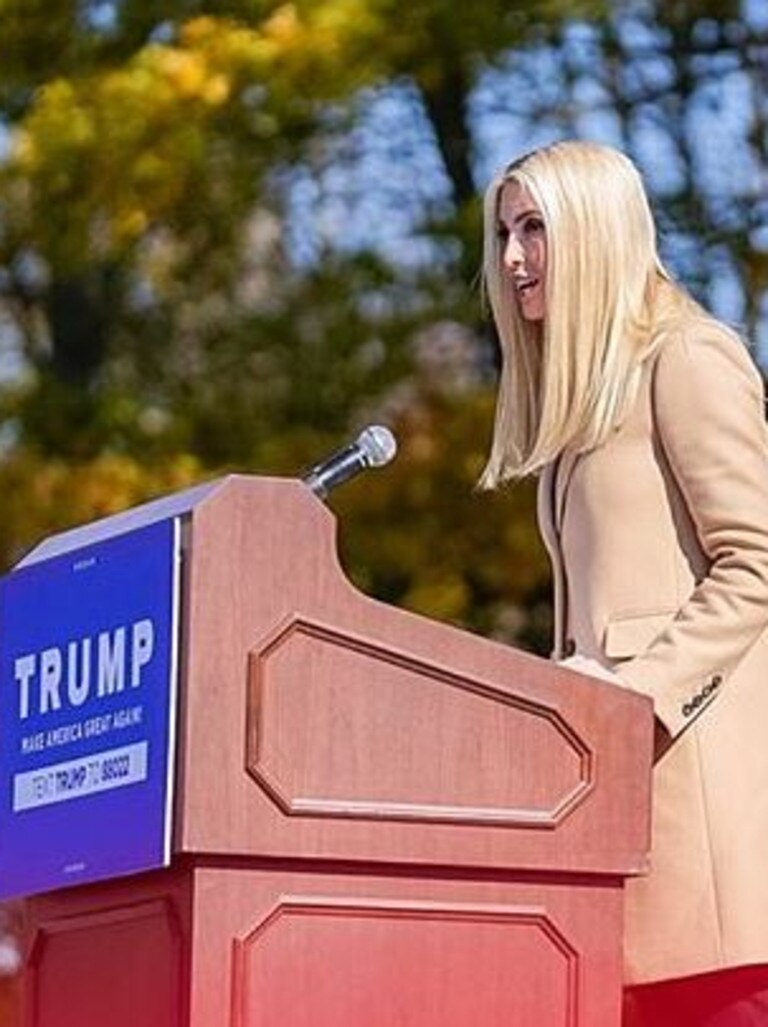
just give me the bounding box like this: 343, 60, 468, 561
481, 140, 768, 1025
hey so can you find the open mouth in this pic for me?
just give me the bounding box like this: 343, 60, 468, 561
517, 278, 539, 295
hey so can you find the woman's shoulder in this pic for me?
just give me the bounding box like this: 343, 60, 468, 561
651, 308, 762, 396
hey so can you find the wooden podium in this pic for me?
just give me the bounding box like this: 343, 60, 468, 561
18, 476, 653, 1027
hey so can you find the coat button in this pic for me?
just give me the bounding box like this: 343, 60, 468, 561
711, 674, 723, 688
682, 702, 693, 717
563, 638, 577, 658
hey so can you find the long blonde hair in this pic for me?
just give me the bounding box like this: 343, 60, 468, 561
480, 140, 695, 485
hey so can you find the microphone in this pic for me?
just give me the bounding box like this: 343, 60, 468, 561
302, 425, 398, 499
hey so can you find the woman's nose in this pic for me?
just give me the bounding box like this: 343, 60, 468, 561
503, 234, 524, 270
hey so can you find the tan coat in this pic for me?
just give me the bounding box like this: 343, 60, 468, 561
537, 314, 768, 985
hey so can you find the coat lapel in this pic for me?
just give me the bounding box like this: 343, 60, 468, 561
554, 447, 580, 535
537, 460, 567, 658
537, 462, 558, 561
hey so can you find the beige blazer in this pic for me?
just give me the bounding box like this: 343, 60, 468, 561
537, 315, 768, 985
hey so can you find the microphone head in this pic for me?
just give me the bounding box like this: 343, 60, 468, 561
355, 425, 397, 468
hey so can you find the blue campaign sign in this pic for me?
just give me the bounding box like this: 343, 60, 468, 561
0, 519, 180, 899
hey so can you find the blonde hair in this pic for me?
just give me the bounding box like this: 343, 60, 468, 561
480, 140, 696, 486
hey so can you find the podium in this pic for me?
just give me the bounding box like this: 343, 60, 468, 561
16, 476, 653, 1026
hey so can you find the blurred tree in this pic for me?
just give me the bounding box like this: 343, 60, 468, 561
0, 0, 593, 645
334, 357, 551, 650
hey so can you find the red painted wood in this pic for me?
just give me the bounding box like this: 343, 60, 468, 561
23, 874, 190, 1027
19, 477, 653, 1027
25, 863, 624, 1027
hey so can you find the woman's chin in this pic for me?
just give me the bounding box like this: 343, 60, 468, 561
517, 293, 545, 322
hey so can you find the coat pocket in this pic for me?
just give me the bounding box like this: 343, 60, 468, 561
603, 610, 677, 660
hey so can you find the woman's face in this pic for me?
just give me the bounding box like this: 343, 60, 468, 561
497, 182, 547, 322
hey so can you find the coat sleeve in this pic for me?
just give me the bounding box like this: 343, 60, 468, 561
618, 322, 768, 738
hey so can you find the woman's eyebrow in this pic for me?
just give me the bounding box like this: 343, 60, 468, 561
498, 208, 540, 226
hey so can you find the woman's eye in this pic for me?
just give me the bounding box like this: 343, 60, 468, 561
496, 224, 510, 242
524, 217, 544, 234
